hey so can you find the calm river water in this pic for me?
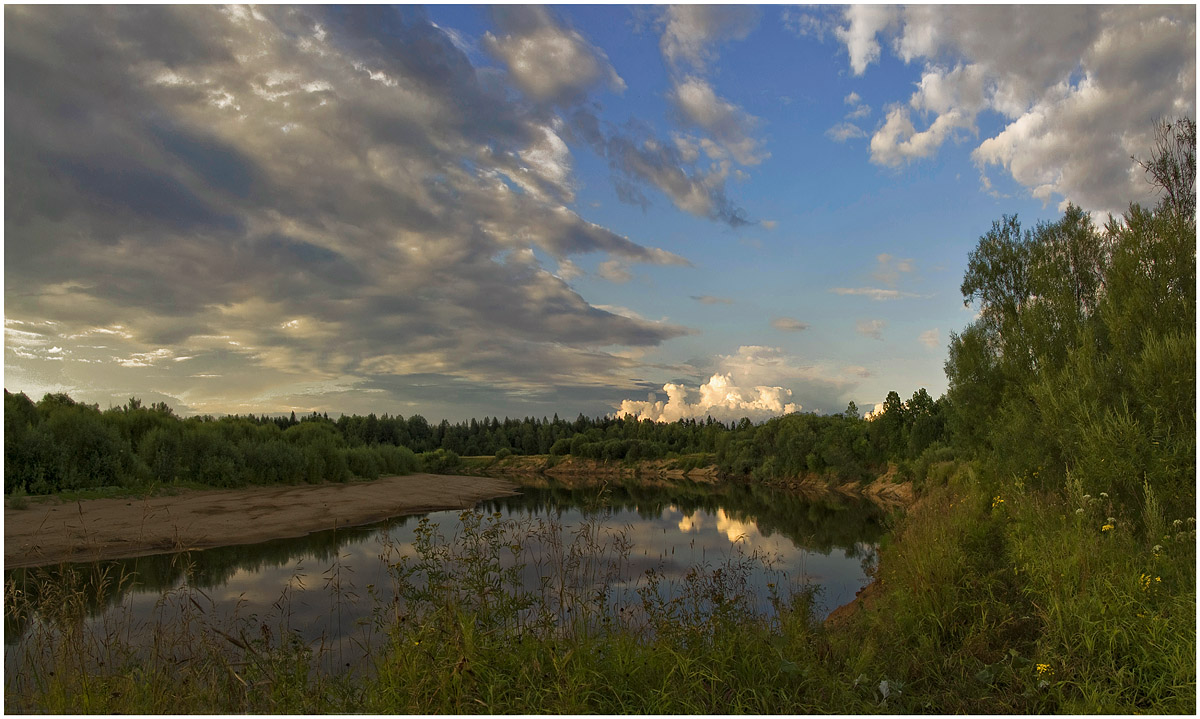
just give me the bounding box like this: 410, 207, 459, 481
5, 478, 888, 675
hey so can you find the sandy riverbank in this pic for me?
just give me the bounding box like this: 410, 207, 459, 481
4, 474, 518, 569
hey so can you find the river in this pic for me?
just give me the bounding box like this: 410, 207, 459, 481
5, 477, 889, 679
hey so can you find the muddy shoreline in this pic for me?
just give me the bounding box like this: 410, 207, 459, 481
4, 474, 518, 569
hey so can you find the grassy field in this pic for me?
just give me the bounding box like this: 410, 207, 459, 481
5, 463, 1194, 713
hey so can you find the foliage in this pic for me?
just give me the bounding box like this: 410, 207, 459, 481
5, 387, 948, 495
944, 117, 1196, 519
828, 465, 1194, 713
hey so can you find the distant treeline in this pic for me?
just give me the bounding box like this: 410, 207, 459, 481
3, 386, 949, 495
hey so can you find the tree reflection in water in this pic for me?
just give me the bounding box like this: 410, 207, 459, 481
4, 478, 890, 664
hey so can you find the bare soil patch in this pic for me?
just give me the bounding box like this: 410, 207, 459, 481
4, 474, 517, 568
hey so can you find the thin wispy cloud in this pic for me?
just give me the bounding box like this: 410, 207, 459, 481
856, 319, 886, 340
831, 288, 924, 301
691, 295, 734, 305
770, 317, 811, 332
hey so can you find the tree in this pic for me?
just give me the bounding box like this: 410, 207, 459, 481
1135, 116, 1196, 224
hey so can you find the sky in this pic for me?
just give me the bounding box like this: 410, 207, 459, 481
4, 4, 1196, 422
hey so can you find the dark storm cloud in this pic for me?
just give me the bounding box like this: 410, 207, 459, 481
4, 5, 714, 414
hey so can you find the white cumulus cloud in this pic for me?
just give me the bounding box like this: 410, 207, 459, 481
615, 345, 868, 422
835, 5, 898, 76
618, 372, 799, 424
832, 5, 1196, 215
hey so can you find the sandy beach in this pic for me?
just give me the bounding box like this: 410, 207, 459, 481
4, 474, 518, 569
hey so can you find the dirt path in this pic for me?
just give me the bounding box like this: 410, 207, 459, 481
4, 474, 518, 569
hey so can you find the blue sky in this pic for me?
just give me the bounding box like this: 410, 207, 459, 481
5, 5, 1195, 421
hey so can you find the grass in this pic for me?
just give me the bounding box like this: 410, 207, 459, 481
831, 464, 1196, 713
5, 465, 1195, 713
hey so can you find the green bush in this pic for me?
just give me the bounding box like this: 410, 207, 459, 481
344, 446, 382, 480
418, 448, 461, 474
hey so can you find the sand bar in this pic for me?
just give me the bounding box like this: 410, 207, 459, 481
4, 474, 518, 569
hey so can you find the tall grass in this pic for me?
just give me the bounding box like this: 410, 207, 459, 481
834, 463, 1195, 713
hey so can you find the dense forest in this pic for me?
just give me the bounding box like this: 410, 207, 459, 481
3, 383, 946, 494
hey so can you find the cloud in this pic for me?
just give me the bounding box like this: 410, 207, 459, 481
659, 5, 760, 73
4, 6, 701, 415
835, 5, 899, 75
650, 6, 765, 220
846, 104, 872, 121
770, 317, 810, 332
864, 402, 887, 420
856, 320, 886, 340
781, 7, 837, 42
597, 259, 632, 283
870, 104, 974, 166
618, 372, 799, 424
615, 345, 866, 422
871, 253, 916, 287
828, 90, 874, 142
833, 5, 1196, 214
669, 76, 767, 165
827, 122, 867, 142
919, 328, 940, 349
570, 109, 753, 226
691, 295, 734, 305
843, 91, 872, 119
831, 288, 923, 301
842, 365, 872, 378
484, 6, 625, 106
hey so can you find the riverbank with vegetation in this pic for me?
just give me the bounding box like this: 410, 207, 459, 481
6, 459, 1193, 713
459, 453, 915, 506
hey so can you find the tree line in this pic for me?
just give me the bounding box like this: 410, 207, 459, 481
3, 385, 947, 495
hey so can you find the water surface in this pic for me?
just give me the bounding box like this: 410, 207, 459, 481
6, 478, 887, 673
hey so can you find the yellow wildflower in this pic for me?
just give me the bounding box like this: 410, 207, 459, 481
1101, 523, 1114, 532
1035, 663, 1054, 676
992, 496, 1005, 509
